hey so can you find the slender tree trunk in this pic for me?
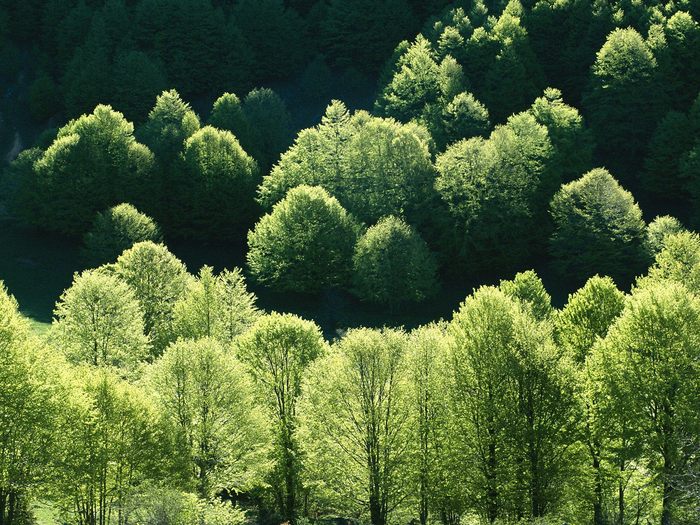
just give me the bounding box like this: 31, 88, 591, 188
592, 451, 604, 525
487, 440, 498, 524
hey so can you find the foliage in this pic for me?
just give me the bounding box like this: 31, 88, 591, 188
111, 242, 190, 355
258, 100, 436, 226
82, 203, 162, 266
173, 266, 258, 344
52, 270, 149, 369
149, 338, 268, 498
174, 126, 259, 238
435, 111, 554, 272
352, 216, 438, 305
645, 215, 686, 259
299, 328, 411, 525
549, 168, 647, 285
235, 313, 326, 521
247, 185, 360, 293
29, 105, 154, 235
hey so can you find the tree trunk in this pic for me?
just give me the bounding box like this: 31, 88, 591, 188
592, 451, 604, 525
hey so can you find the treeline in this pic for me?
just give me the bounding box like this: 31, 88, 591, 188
4, 0, 700, 302
0, 0, 445, 123
3, 231, 700, 524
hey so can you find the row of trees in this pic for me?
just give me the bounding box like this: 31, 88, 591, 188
3, 229, 700, 524
8, 88, 695, 301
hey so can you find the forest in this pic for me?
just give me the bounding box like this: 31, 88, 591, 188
1, 0, 700, 524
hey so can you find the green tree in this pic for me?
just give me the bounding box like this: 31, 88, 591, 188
441, 91, 491, 146
172, 266, 259, 344
499, 270, 553, 321
549, 168, 647, 285
555, 274, 627, 524
111, 242, 190, 355
435, 112, 554, 272
645, 231, 700, 294
447, 285, 577, 520
52, 270, 149, 369
138, 89, 200, 227
645, 215, 686, 259
174, 126, 259, 239
405, 324, 461, 525
82, 203, 162, 267
258, 100, 436, 226
235, 313, 326, 522
240, 88, 293, 173
597, 281, 700, 525
299, 328, 411, 525
584, 28, 664, 178
528, 87, 594, 183
0, 284, 64, 525
31, 105, 154, 235
352, 216, 438, 305
208, 93, 247, 139
247, 186, 360, 293
149, 338, 267, 498
56, 368, 164, 525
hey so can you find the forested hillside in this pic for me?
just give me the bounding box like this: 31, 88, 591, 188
1, 0, 700, 524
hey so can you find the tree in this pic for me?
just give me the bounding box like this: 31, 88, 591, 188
404, 324, 461, 525
645, 231, 700, 294
174, 126, 259, 239
208, 93, 247, 139
299, 328, 411, 525
555, 275, 626, 524
435, 112, 554, 272
441, 91, 491, 146
352, 216, 438, 305
528, 87, 594, 183
597, 281, 700, 525
111, 242, 190, 355
82, 203, 162, 267
239, 88, 293, 173
447, 286, 577, 521
52, 270, 149, 369
0, 284, 64, 525
549, 168, 647, 286
138, 89, 200, 227
172, 266, 259, 344
258, 101, 436, 226
149, 338, 267, 498
499, 270, 553, 321
235, 313, 326, 522
584, 28, 664, 178
30, 105, 154, 235
56, 368, 164, 525
645, 215, 686, 259
247, 186, 360, 293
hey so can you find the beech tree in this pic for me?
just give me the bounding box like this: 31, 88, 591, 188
258, 101, 436, 226
82, 203, 162, 266
549, 168, 646, 285
597, 282, 700, 525
111, 242, 190, 355
352, 216, 438, 305
299, 328, 411, 525
174, 126, 259, 238
149, 338, 268, 498
235, 313, 326, 522
0, 285, 64, 525
248, 186, 360, 293
53, 270, 149, 369
30, 105, 154, 234
172, 266, 258, 344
